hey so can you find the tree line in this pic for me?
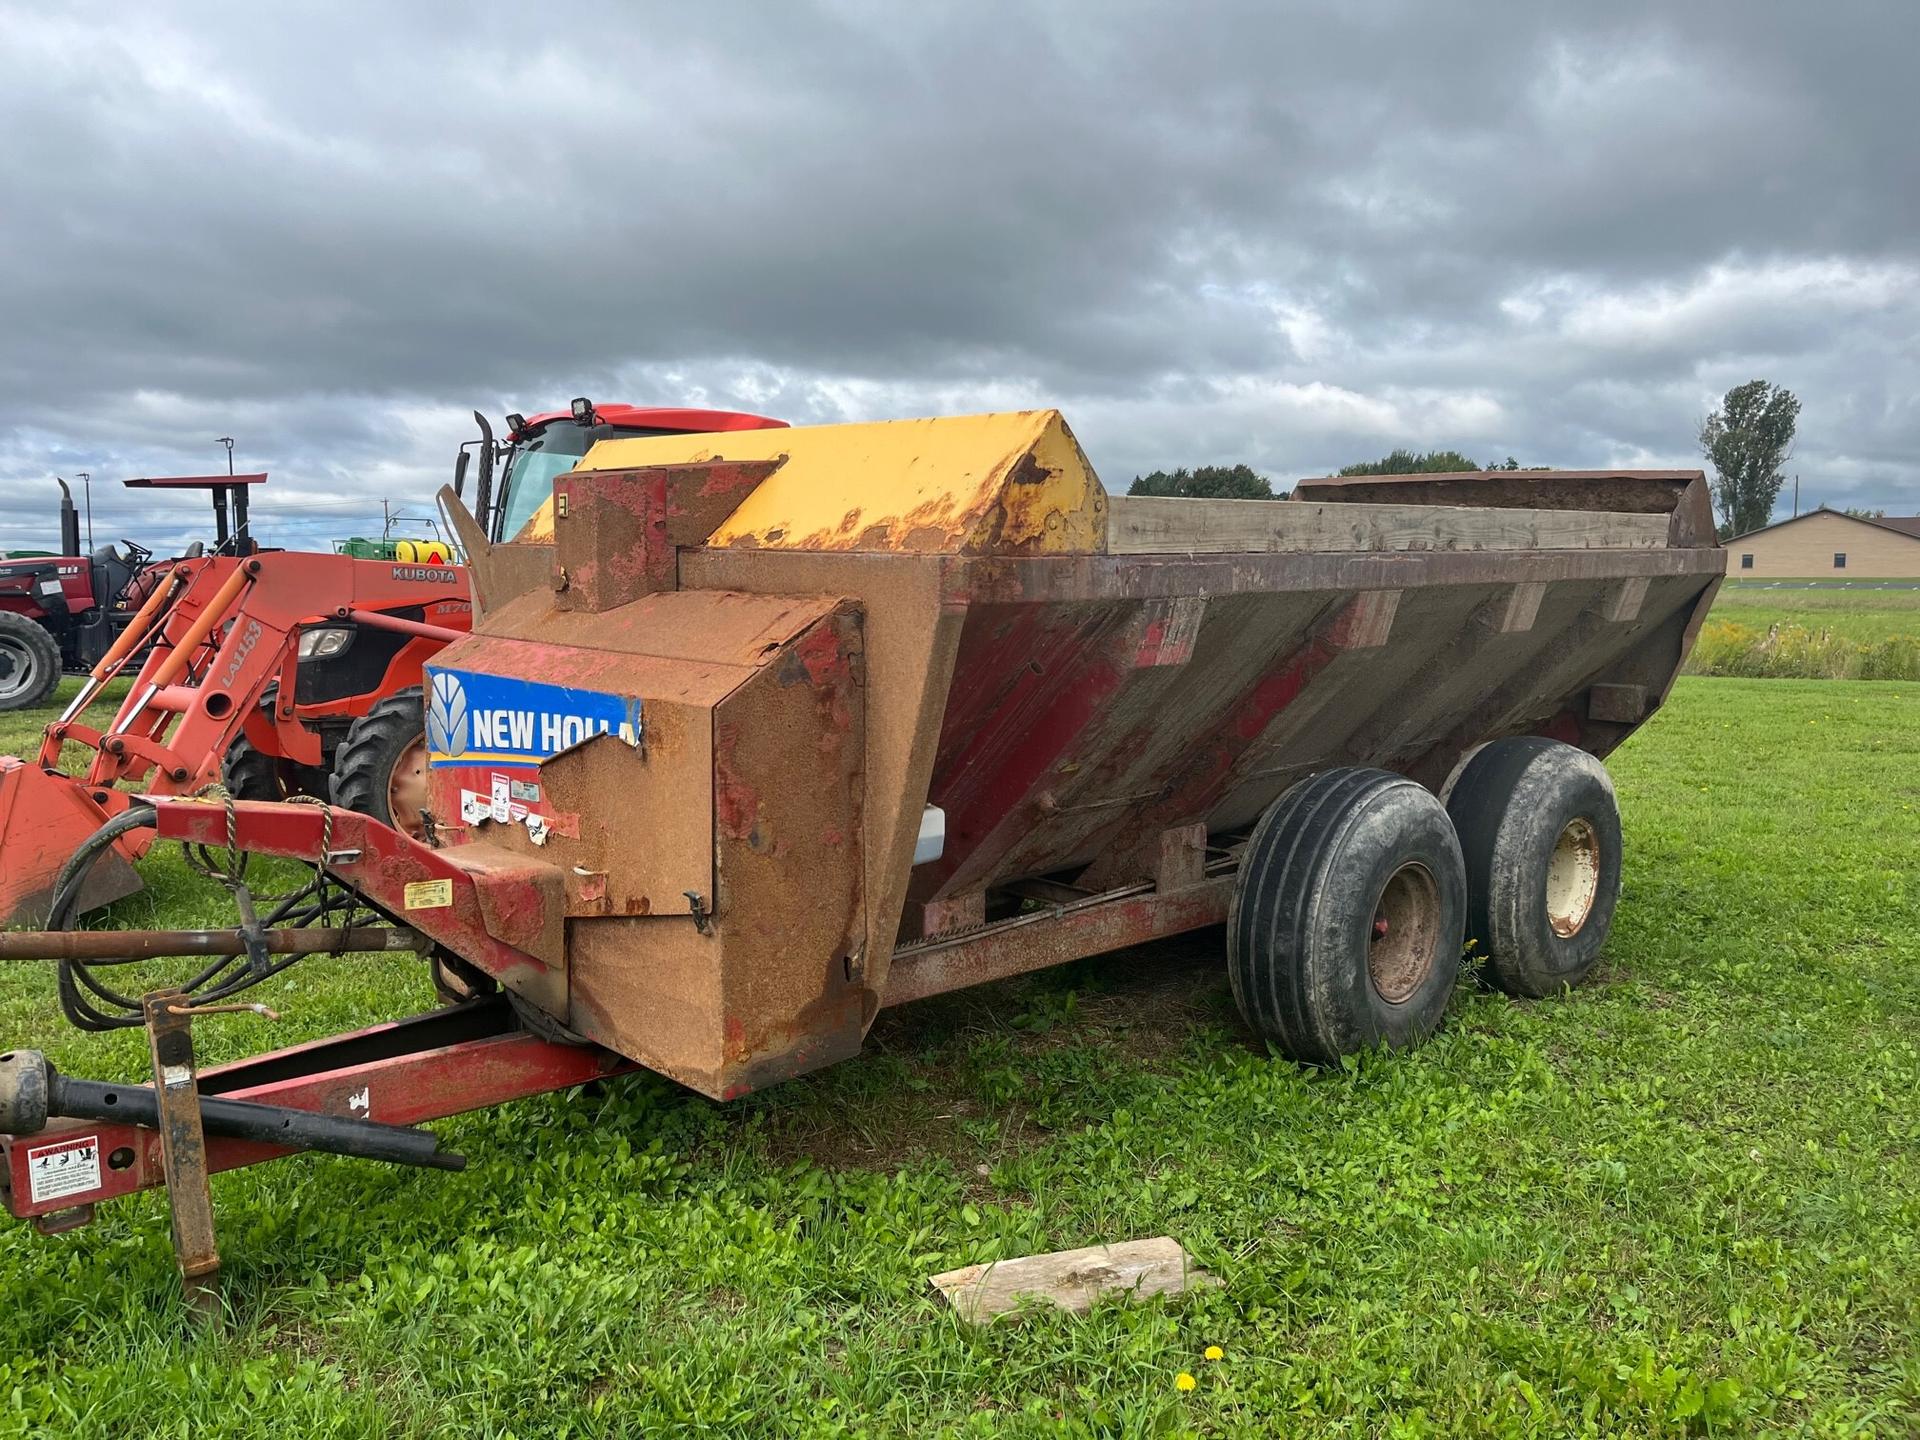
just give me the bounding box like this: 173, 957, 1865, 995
1128, 378, 1808, 543
1127, 451, 1541, 499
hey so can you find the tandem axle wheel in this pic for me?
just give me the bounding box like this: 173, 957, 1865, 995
1227, 739, 1625, 1064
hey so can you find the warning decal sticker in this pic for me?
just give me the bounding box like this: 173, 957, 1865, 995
403, 878, 454, 910
27, 1135, 102, 1205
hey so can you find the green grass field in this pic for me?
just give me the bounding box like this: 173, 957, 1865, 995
1, 677, 1916, 1436
1710, 584, 1920, 645
1692, 586, 1920, 680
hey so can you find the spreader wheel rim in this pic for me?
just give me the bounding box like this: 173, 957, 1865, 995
1367, 860, 1443, 1005
1545, 816, 1602, 938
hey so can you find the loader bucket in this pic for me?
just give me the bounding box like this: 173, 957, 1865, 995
0, 758, 142, 926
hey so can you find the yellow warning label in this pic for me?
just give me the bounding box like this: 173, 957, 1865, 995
403, 879, 454, 910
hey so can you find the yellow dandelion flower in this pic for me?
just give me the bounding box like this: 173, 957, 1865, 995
1175, 1372, 1197, 1392
1204, 1345, 1224, 1361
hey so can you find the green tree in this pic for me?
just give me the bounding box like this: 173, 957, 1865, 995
1842, 506, 1887, 520
1127, 464, 1274, 499
1700, 380, 1801, 538
1337, 449, 1481, 476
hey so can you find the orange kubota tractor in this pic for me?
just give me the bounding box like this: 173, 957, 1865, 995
0, 401, 785, 926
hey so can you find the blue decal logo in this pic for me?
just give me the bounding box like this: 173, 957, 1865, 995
427, 671, 468, 757
425, 665, 643, 768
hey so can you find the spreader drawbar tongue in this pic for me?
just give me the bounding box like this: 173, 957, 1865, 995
0, 1050, 463, 1172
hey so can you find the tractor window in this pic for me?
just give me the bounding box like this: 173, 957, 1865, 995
494, 449, 580, 542
493, 424, 679, 542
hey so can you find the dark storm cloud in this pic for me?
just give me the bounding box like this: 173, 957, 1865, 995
1, 0, 1915, 553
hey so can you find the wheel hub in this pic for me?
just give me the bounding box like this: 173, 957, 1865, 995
386, 734, 431, 841
1545, 817, 1601, 938
1368, 861, 1440, 1004
0, 640, 30, 700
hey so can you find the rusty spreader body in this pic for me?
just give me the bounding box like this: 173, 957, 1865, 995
1, 409, 1723, 1294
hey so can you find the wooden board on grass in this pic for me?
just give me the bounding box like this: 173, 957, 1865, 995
929, 1237, 1218, 1325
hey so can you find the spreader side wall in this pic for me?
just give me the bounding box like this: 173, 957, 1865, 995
684, 540, 1719, 968
906, 554, 1719, 910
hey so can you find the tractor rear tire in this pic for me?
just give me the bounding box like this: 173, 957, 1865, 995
0, 612, 61, 712
333, 688, 432, 839
1228, 767, 1466, 1065
1446, 737, 1622, 999
221, 735, 283, 801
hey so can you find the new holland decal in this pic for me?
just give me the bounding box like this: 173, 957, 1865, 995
425, 667, 642, 770
426, 666, 643, 838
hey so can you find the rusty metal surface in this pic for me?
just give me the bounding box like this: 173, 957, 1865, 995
1291, 468, 1707, 515
473, 583, 846, 672
680, 548, 966, 1005
882, 877, 1233, 1008
685, 522, 1720, 1014
922, 552, 1719, 869
553, 461, 780, 609
423, 586, 850, 925
143, 990, 220, 1320
564, 604, 869, 1097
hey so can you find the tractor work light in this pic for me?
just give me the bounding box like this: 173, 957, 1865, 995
296, 627, 354, 660
570, 396, 594, 425
504, 413, 526, 435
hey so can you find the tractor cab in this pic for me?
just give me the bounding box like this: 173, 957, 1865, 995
458, 399, 788, 546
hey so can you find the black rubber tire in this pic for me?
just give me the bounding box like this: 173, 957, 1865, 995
1446, 737, 1623, 999
332, 687, 427, 832
221, 735, 283, 801
1228, 767, 1467, 1065
0, 611, 62, 712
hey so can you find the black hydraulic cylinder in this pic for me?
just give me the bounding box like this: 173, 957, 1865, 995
0, 1050, 463, 1171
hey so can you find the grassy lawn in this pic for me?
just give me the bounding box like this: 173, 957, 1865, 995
1695, 588, 1920, 680
1710, 584, 1920, 644
0, 677, 1916, 1436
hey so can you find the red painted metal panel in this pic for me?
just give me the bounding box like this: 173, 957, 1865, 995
1, 1015, 629, 1219
153, 801, 564, 1010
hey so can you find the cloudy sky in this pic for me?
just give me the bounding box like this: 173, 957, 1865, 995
3, 1, 1916, 553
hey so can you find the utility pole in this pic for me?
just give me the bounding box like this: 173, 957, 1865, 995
382, 498, 392, 540
1792, 473, 1799, 518
77, 472, 92, 551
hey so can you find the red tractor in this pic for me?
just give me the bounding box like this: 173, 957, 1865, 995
0, 401, 786, 925
0, 474, 263, 711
